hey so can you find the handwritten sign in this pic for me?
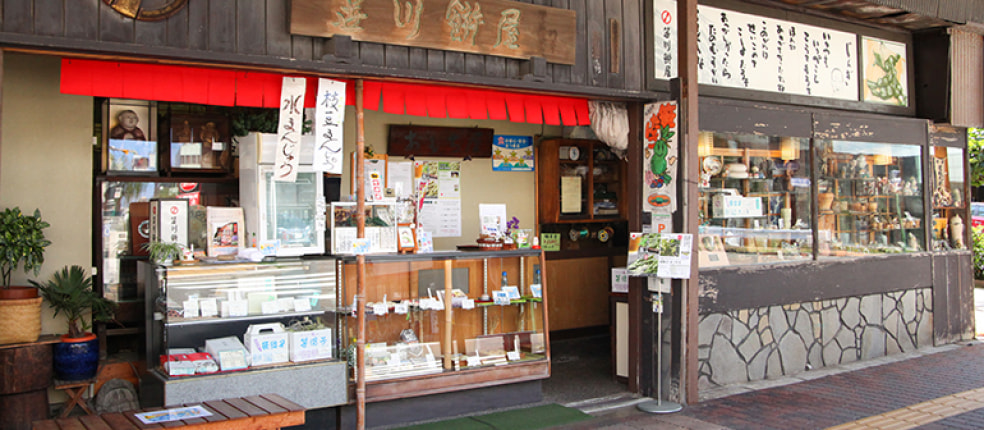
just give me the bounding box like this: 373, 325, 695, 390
290, 0, 576, 65
274, 77, 307, 182
643, 101, 678, 216
653, 0, 860, 101
540, 233, 561, 251
314, 78, 346, 173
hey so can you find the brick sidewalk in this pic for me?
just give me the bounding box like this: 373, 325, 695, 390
562, 341, 984, 429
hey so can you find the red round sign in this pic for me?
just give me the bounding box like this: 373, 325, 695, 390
170, 206, 179, 215
661, 10, 672, 25
179, 182, 199, 193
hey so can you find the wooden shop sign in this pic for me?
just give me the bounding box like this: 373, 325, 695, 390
388, 125, 493, 158
290, 0, 576, 65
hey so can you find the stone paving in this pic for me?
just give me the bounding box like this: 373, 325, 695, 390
561, 340, 984, 429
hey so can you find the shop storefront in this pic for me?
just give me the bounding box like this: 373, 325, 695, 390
0, 1, 980, 429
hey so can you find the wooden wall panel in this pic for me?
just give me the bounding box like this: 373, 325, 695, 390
3, 0, 32, 34
570, 0, 588, 85
134, 19, 167, 47
485, 56, 506, 79
65, 0, 98, 40
165, 5, 190, 49
586, 0, 605, 87
290, 35, 315, 62
604, 0, 623, 88
465, 53, 484, 76
33, 0, 62, 37
385, 45, 410, 70
445, 52, 465, 74
545, 257, 611, 331
623, 0, 643, 91
238, 0, 267, 56
360, 41, 385, 66
426, 50, 444, 71
265, 0, 291, 57
98, 4, 132, 43
208, 0, 236, 53
409, 47, 428, 71
187, 0, 208, 50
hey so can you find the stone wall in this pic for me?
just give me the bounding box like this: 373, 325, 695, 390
697, 288, 933, 389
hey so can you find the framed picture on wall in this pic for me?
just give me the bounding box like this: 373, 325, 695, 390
167, 114, 233, 173
103, 99, 158, 175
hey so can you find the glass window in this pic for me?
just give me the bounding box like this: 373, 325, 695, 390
816, 141, 923, 257
697, 132, 812, 267
930, 146, 967, 251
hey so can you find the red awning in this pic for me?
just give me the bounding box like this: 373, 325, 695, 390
60, 58, 590, 126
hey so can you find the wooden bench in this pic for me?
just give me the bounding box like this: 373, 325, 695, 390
33, 394, 305, 430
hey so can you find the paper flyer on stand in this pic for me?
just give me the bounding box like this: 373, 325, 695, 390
134, 405, 212, 424
626, 232, 693, 279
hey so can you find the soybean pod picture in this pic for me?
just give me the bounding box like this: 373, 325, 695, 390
862, 37, 908, 106
627, 233, 664, 276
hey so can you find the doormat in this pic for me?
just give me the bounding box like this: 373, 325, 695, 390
396, 404, 592, 430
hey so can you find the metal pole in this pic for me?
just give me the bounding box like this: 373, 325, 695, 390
638, 292, 682, 413
355, 79, 367, 430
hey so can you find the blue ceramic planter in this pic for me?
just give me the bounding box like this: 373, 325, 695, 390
53, 335, 99, 381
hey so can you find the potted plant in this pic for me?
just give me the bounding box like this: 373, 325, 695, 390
0, 207, 51, 344
142, 241, 184, 266
31, 265, 116, 381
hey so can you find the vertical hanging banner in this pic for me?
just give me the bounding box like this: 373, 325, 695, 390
314, 78, 347, 173
275, 77, 307, 182
643, 101, 678, 215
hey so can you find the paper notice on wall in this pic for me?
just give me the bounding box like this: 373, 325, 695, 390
418, 199, 461, 237
656, 234, 693, 279
313, 78, 346, 174
627, 232, 693, 279
560, 176, 582, 214
274, 77, 306, 182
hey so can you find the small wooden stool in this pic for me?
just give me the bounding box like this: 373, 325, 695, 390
53, 379, 95, 418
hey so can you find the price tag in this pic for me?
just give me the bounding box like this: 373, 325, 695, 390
462, 299, 475, 310
394, 302, 409, 314
294, 298, 312, 312
467, 356, 481, 367
277, 298, 295, 312
182, 300, 199, 318
261, 301, 279, 315
372, 303, 388, 315
229, 300, 249, 317
611, 268, 629, 293
199, 298, 218, 318
507, 351, 521, 361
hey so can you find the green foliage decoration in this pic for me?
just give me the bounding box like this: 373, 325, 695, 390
31, 265, 116, 338
973, 226, 984, 280
0, 207, 51, 288
968, 128, 984, 188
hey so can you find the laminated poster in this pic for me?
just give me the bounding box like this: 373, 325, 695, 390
492, 135, 534, 171
626, 232, 693, 279
415, 161, 461, 237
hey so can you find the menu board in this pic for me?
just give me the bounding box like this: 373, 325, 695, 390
653, 0, 860, 101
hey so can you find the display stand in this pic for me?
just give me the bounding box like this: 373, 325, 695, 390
637, 292, 682, 414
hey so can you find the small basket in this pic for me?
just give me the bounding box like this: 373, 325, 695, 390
0, 297, 42, 345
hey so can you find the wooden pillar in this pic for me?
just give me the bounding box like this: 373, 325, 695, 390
355, 79, 367, 430
676, 0, 700, 405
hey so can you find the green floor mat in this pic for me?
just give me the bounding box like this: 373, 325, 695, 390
396, 404, 592, 430
472, 404, 592, 430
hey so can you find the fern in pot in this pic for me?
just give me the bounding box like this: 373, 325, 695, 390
142, 241, 184, 266
32, 265, 116, 381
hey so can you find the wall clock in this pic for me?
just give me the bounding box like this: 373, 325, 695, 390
103, 0, 188, 21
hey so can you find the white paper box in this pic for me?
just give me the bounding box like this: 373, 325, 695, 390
204, 336, 249, 371
712, 194, 763, 218
289, 328, 334, 362
244, 323, 290, 366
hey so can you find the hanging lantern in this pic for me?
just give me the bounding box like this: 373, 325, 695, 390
698, 132, 714, 157
780, 137, 800, 161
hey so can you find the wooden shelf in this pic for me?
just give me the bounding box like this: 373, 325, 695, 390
536, 138, 627, 225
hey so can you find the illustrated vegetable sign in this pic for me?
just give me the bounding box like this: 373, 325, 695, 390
863, 38, 908, 107
643, 101, 679, 214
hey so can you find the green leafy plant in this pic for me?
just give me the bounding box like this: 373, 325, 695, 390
229, 107, 312, 138
0, 207, 51, 289
973, 226, 984, 280
969, 128, 984, 188
142, 241, 184, 266
31, 265, 116, 338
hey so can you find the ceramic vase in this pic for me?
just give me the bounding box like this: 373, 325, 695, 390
53, 333, 99, 381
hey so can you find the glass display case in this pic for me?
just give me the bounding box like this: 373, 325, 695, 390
139, 258, 348, 409
816, 140, 924, 257
929, 146, 968, 251
338, 250, 548, 400
697, 132, 813, 266
143, 259, 340, 374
